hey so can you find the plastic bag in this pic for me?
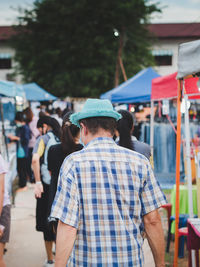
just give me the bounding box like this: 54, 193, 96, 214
17, 144, 25, 158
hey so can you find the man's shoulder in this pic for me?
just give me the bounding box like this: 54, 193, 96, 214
70, 147, 86, 159
125, 145, 149, 162
62, 147, 85, 163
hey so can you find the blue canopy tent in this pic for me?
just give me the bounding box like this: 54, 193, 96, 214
0, 80, 25, 98
100, 67, 160, 103
0, 80, 25, 162
0, 80, 25, 121
22, 83, 57, 101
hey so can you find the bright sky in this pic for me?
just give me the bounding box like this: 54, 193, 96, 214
150, 0, 200, 23
0, 0, 34, 25
0, 0, 200, 25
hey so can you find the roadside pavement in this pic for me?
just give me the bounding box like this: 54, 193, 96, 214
5, 184, 46, 267
4, 184, 155, 267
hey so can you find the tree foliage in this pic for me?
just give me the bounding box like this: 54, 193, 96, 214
11, 0, 160, 97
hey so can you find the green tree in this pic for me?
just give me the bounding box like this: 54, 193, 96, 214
11, 0, 160, 97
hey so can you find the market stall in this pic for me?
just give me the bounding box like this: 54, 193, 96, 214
0, 80, 26, 198
175, 39, 200, 267
151, 72, 199, 155
152, 39, 200, 267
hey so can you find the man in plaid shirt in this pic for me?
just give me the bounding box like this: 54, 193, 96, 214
51, 99, 166, 267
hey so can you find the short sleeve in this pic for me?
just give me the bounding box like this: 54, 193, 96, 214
50, 157, 79, 228
32, 136, 46, 157
140, 161, 166, 216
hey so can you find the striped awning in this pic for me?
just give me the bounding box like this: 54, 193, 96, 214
152, 50, 173, 56
0, 53, 11, 59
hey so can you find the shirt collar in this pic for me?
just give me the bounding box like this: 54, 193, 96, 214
85, 137, 116, 148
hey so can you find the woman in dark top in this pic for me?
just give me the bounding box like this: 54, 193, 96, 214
116, 109, 151, 160
32, 116, 61, 266
47, 112, 83, 222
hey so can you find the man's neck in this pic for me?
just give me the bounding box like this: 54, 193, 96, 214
85, 130, 113, 145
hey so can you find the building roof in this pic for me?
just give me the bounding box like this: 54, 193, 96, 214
1, 23, 200, 41
0, 26, 16, 41
148, 23, 200, 38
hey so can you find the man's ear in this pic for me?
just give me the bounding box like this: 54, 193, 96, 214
80, 123, 88, 135
84, 126, 89, 135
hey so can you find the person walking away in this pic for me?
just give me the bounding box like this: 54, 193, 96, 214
32, 116, 61, 267
8, 112, 31, 189
51, 99, 166, 267
23, 107, 40, 183
0, 154, 11, 267
47, 111, 83, 233
51, 108, 63, 126
116, 109, 151, 160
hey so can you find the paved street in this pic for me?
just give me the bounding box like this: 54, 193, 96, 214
4, 184, 155, 267
5, 185, 46, 267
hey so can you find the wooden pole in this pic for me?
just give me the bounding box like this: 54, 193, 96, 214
114, 29, 124, 87
119, 56, 127, 81
173, 79, 182, 267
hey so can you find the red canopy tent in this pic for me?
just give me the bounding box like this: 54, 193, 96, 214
149, 72, 199, 156
151, 72, 199, 100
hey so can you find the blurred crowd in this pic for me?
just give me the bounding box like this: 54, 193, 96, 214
0, 104, 154, 267
2, 105, 79, 267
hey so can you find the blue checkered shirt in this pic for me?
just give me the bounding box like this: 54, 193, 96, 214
51, 137, 166, 266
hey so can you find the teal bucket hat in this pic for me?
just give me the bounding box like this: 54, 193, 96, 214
70, 98, 122, 127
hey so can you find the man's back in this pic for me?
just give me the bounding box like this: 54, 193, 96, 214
52, 137, 166, 266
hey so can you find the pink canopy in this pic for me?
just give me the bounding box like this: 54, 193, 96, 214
151, 72, 200, 100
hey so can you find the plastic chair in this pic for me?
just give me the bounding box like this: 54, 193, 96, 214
178, 227, 188, 258
178, 227, 188, 236
161, 203, 172, 227
166, 214, 189, 257
178, 216, 198, 258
